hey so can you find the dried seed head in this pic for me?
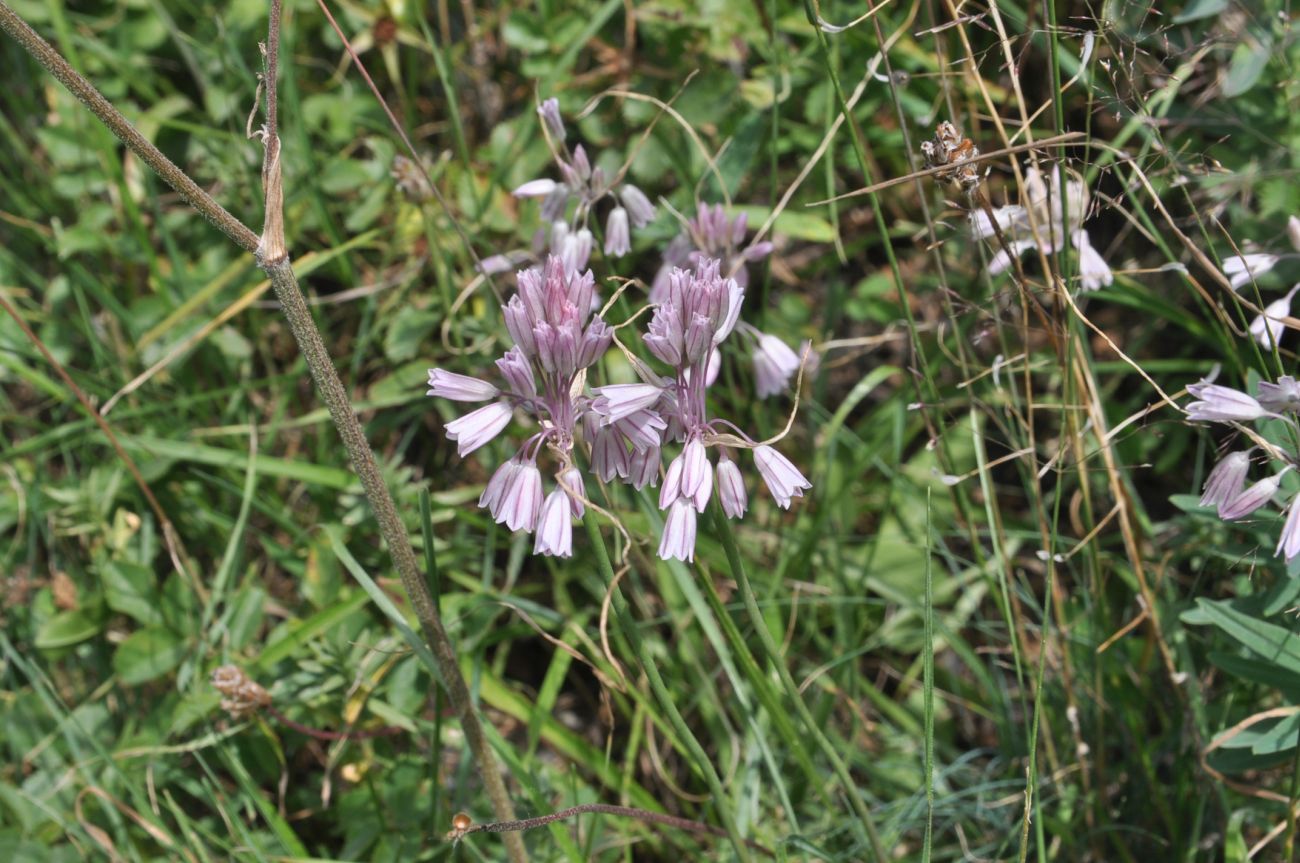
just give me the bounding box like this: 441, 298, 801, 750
211, 665, 271, 718
921, 121, 982, 191
391, 154, 432, 201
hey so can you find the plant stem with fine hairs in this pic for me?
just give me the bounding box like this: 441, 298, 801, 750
0, 4, 526, 859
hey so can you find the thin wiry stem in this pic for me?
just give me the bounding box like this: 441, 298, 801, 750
0, 5, 525, 859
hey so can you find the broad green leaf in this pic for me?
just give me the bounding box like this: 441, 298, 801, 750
102, 560, 164, 627
383, 311, 440, 363
35, 609, 102, 650
1173, 0, 1228, 23
735, 205, 837, 243
222, 585, 267, 651
114, 628, 187, 685
1251, 713, 1300, 755
1195, 598, 1300, 676
1208, 651, 1300, 695
1223, 36, 1272, 98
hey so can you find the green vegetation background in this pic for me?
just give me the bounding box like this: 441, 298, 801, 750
4, 0, 1300, 859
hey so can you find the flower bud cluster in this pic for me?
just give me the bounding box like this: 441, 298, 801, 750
652, 203, 773, 297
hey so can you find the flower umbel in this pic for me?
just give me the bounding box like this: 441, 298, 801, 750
1186, 376, 1300, 562
618, 258, 812, 559
427, 255, 611, 553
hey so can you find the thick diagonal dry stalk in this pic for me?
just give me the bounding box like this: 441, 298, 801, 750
0, 4, 526, 859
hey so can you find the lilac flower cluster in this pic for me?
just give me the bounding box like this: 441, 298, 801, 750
429, 257, 812, 561
508, 98, 813, 406
1187, 377, 1300, 562
591, 259, 810, 560
512, 98, 657, 263
428, 256, 611, 557
648, 203, 811, 399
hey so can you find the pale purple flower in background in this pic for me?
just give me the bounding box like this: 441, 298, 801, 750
559, 466, 586, 517
534, 489, 574, 557
540, 185, 570, 223
609, 409, 667, 452
659, 499, 698, 562
619, 185, 656, 228
514, 99, 660, 267
480, 458, 522, 517
1219, 471, 1286, 521
592, 383, 665, 424
1259, 376, 1300, 413
604, 207, 631, 257
970, 164, 1112, 290
651, 204, 774, 300
799, 340, 821, 379
444, 402, 513, 456
751, 331, 801, 398
1249, 284, 1300, 348
513, 178, 559, 199
988, 240, 1036, 276
970, 205, 1026, 240
628, 445, 660, 490
1199, 451, 1251, 516
551, 222, 593, 274
690, 461, 713, 511
495, 346, 537, 398
1277, 490, 1300, 562
1030, 165, 1087, 237
716, 453, 747, 518
658, 451, 685, 510
477, 251, 533, 276
1074, 231, 1114, 291
588, 419, 630, 482
1224, 253, 1279, 291
754, 445, 812, 509
538, 97, 566, 141
426, 369, 501, 402
1185, 383, 1269, 423
679, 437, 710, 505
